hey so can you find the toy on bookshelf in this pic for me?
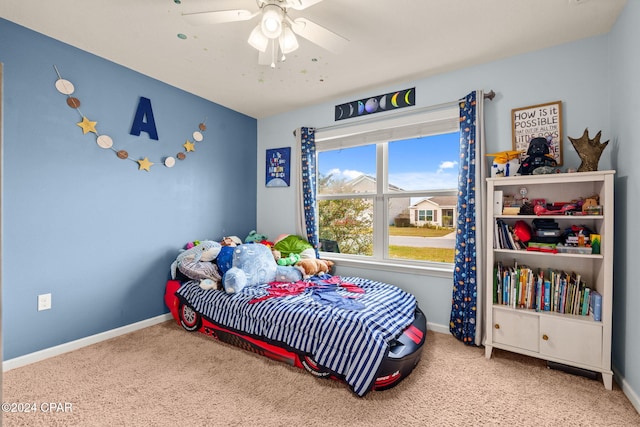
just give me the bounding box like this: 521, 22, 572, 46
590, 234, 601, 254
487, 150, 522, 177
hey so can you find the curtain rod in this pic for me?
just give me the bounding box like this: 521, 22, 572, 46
293, 90, 495, 136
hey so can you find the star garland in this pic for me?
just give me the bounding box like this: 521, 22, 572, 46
53, 65, 207, 172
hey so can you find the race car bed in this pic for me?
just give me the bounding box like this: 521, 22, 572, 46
164, 274, 426, 397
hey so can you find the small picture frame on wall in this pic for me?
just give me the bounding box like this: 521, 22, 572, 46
512, 100, 563, 166
265, 147, 291, 187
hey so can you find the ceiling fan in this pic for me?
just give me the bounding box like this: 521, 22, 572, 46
182, 0, 348, 68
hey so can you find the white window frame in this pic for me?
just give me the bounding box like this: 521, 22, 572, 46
315, 104, 459, 278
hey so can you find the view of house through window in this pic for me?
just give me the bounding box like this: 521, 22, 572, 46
317, 131, 459, 265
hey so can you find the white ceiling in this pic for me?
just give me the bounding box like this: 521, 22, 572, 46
0, 0, 627, 119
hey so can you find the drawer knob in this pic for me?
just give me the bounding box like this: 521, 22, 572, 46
494, 324, 500, 329
542, 334, 549, 341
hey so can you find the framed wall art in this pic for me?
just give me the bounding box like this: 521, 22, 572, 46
265, 147, 291, 187
511, 100, 563, 166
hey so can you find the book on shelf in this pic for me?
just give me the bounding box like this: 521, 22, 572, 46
581, 287, 591, 316
543, 280, 551, 311
493, 263, 592, 316
495, 219, 527, 250
590, 291, 602, 321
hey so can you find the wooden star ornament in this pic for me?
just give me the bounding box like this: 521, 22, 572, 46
137, 157, 153, 172
183, 140, 195, 152
76, 116, 97, 134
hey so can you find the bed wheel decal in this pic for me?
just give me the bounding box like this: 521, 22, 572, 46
179, 303, 201, 332
301, 355, 331, 377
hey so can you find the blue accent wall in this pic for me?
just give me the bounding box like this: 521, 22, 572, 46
0, 18, 257, 360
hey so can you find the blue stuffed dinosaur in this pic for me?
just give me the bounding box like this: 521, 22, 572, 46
222, 243, 302, 294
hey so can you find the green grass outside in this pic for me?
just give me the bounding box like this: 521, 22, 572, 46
388, 225, 454, 238
389, 245, 455, 263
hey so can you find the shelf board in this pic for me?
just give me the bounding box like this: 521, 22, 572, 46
493, 248, 603, 259
492, 304, 603, 324
495, 215, 604, 220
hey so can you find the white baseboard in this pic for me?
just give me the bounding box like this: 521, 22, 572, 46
3, 313, 173, 372
2, 317, 446, 371
427, 321, 449, 335
613, 366, 640, 415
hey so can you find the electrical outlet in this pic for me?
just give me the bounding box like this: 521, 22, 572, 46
38, 293, 52, 311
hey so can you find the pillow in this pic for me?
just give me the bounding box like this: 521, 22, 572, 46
216, 246, 235, 276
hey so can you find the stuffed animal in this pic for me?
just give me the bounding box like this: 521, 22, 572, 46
277, 253, 300, 266
222, 243, 303, 294
296, 258, 335, 278
170, 240, 223, 289
245, 230, 269, 243
273, 234, 316, 259
185, 240, 201, 249
220, 236, 242, 247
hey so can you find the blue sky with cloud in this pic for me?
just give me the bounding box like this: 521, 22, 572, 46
319, 132, 459, 190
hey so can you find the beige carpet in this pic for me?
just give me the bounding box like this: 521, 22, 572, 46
3, 321, 639, 427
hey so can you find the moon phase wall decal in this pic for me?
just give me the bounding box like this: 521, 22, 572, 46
334, 87, 415, 121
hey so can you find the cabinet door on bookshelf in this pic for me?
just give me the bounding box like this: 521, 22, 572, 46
492, 309, 539, 352
539, 317, 602, 367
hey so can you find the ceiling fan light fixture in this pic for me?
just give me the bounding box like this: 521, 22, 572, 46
248, 24, 269, 52
279, 25, 299, 54
261, 4, 284, 39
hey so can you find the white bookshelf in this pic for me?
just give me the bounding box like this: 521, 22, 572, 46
484, 170, 614, 389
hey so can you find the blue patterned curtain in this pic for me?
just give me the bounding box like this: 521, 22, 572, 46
297, 127, 320, 258
450, 91, 485, 346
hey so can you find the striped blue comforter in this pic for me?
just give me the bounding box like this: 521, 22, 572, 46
175, 275, 416, 396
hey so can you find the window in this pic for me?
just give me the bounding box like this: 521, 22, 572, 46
315, 105, 460, 269
417, 210, 433, 222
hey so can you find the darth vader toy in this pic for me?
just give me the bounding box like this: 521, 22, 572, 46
517, 137, 558, 175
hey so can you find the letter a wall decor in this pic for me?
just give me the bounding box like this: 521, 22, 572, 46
53, 65, 208, 172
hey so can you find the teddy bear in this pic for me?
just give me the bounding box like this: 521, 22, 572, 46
295, 258, 335, 278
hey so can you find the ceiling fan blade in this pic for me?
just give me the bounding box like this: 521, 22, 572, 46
182, 9, 258, 25
285, 0, 325, 11
290, 17, 348, 53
